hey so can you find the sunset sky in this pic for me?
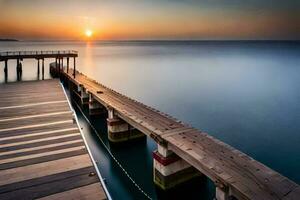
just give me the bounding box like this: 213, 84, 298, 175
0, 0, 299, 40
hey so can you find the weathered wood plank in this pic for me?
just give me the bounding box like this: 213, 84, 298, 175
0, 166, 96, 194
0, 135, 82, 153
0, 113, 74, 130
37, 183, 107, 200
0, 102, 70, 119
0, 122, 77, 138
0, 154, 93, 186
0, 148, 87, 170
0, 167, 99, 200
0, 141, 84, 160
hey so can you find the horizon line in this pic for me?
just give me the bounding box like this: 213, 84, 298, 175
2, 38, 300, 42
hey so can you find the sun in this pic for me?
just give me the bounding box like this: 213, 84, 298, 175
85, 29, 93, 38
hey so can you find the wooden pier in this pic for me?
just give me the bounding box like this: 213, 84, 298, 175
59, 68, 299, 200
0, 79, 108, 200
0, 51, 78, 82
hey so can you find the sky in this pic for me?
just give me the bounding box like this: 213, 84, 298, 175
0, 0, 299, 40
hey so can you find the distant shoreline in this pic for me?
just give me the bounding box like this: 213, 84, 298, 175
0, 38, 19, 42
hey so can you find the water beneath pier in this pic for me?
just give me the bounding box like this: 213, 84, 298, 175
1, 41, 300, 199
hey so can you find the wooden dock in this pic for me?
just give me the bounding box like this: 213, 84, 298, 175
0, 50, 78, 82
62, 69, 300, 200
0, 79, 108, 200
0, 51, 78, 61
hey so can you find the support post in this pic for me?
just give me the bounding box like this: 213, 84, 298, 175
19, 60, 23, 81
42, 58, 45, 80
73, 57, 76, 78
67, 57, 69, 73
58, 57, 61, 74
89, 93, 106, 116
61, 58, 63, 72
16, 59, 20, 81
37, 59, 40, 79
215, 187, 229, 200
77, 85, 89, 105
4, 59, 8, 83
107, 108, 145, 143
153, 144, 202, 190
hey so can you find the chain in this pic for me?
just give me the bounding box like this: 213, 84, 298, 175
73, 101, 153, 200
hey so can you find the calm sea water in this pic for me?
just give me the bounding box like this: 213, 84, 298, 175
1, 41, 300, 199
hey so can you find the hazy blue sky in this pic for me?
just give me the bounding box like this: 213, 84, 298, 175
0, 0, 299, 40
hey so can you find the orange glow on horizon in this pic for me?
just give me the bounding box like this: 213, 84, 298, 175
0, 2, 299, 40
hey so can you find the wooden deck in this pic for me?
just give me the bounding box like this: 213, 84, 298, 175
0, 79, 107, 200
63, 69, 300, 200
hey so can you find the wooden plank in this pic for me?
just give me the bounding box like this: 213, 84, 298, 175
0, 146, 85, 165
0, 111, 72, 123
0, 135, 82, 153
0, 122, 77, 138
0, 154, 93, 186
0, 100, 67, 110
37, 183, 107, 200
0, 166, 96, 194
0, 95, 66, 107
0, 140, 83, 157
0, 148, 87, 170
0, 133, 80, 149
0, 141, 84, 160
0, 102, 70, 119
0, 120, 74, 133
0, 167, 99, 200
0, 127, 78, 141
0, 112, 73, 129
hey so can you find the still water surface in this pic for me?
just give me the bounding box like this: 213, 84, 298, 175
0, 41, 300, 199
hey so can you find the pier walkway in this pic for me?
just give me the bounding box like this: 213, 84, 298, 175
0, 79, 107, 200
0, 50, 77, 60
0, 50, 78, 82
62, 69, 299, 200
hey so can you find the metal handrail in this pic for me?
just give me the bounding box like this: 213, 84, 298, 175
0, 50, 78, 56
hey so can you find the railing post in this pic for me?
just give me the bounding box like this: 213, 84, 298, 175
73, 57, 76, 78
61, 57, 63, 72
67, 57, 69, 73
42, 58, 45, 80
215, 187, 229, 200
16, 59, 20, 81
37, 59, 40, 80
58, 57, 61, 75
4, 59, 8, 83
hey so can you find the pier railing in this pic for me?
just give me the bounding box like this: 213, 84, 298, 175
0, 50, 78, 57
0, 50, 78, 83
